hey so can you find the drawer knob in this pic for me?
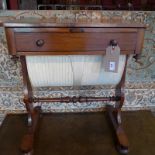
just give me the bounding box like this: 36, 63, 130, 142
36, 39, 45, 47
110, 40, 118, 46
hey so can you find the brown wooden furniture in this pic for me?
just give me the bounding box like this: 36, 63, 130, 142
3, 18, 145, 155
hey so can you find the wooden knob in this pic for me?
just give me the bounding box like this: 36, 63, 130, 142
36, 39, 45, 47
110, 40, 118, 46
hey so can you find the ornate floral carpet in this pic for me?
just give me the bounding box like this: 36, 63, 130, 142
0, 111, 155, 155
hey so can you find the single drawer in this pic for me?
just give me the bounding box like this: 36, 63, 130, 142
15, 28, 137, 54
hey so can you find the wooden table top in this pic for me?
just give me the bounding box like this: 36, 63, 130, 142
3, 18, 146, 28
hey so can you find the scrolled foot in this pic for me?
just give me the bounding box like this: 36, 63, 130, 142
117, 144, 129, 154
116, 126, 129, 154
20, 134, 34, 154
22, 150, 33, 155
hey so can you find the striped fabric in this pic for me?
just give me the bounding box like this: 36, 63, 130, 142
26, 55, 126, 87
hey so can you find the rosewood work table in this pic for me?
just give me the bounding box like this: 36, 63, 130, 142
3, 19, 145, 155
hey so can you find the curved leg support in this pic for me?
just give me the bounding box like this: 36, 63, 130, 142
21, 105, 41, 154
107, 55, 129, 154
20, 56, 42, 154
107, 103, 129, 154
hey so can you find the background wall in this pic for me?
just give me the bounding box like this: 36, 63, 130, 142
0, 10, 155, 113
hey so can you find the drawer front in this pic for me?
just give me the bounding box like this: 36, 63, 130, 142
15, 28, 137, 54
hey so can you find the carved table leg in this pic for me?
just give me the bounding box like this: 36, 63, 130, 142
107, 55, 129, 154
20, 56, 41, 154
20, 104, 41, 154
107, 101, 129, 154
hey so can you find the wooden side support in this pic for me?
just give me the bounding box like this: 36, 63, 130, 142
107, 55, 129, 154
20, 56, 41, 154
